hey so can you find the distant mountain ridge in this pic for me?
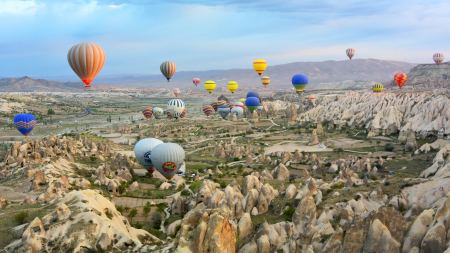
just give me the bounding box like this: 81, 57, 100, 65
0, 59, 417, 92
0, 76, 82, 92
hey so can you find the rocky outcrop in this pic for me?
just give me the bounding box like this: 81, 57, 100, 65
5, 190, 160, 252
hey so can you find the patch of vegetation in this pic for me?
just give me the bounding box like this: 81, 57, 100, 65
384, 143, 396, 152
123, 189, 176, 199
282, 206, 295, 221
76, 155, 102, 167
14, 211, 29, 225
189, 181, 203, 192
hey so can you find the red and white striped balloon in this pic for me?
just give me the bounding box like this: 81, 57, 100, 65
433, 53, 444, 65
192, 78, 201, 87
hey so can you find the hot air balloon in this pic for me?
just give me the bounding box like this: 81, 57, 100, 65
261, 76, 270, 87
346, 48, 355, 60
167, 99, 185, 119
227, 81, 239, 93
192, 78, 201, 87
246, 91, 260, 99
173, 88, 181, 97
153, 107, 164, 119
394, 72, 407, 89
180, 108, 187, 118
217, 105, 231, 119
433, 53, 444, 65
372, 83, 384, 93
202, 104, 215, 117
239, 98, 246, 104
204, 80, 216, 93
292, 74, 308, 94
230, 106, 244, 118
245, 97, 260, 113
150, 143, 185, 180
231, 101, 244, 108
253, 59, 267, 76
13, 114, 37, 136
143, 106, 153, 119
67, 42, 105, 89
160, 61, 176, 81
134, 138, 164, 174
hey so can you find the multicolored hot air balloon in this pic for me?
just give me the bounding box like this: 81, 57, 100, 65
231, 101, 244, 108
134, 138, 164, 174
433, 53, 444, 65
14, 113, 37, 136
202, 104, 215, 117
217, 105, 231, 119
153, 107, 164, 119
192, 78, 201, 87
67, 42, 105, 89
245, 96, 260, 113
227, 81, 239, 93
261, 76, 270, 87
150, 143, 185, 180
372, 83, 384, 93
394, 72, 407, 89
204, 80, 216, 94
346, 48, 355, 60
292, 74, 308, 94
230, 106, 244, 118
160, 61, 176, 81
253, 59, 267, 76
143, 106, 153, 119
173, 88, 181, 97
167, 99, 185, 119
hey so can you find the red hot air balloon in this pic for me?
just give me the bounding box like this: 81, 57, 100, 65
346, 48, 355, 60
203, 104, 215, 117
192, 78, 201, 87
143, 106, 153, 119
394, 72, 408, 89
433, 53, 444, 64
68, 42, 106, 89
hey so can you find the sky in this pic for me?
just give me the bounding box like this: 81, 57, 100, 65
0, 0, 450, 79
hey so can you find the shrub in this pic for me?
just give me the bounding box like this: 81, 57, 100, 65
14, 211, 29, 225
384, 143, 395, 152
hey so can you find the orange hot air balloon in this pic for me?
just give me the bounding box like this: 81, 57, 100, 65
68, 42, 106, 89
394, 72, 407, 89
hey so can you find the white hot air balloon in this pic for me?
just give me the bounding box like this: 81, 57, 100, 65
167, 99, 185, 119
217, 105, 231, 120
230, 106, 244, 118
153, 107, 164, 119
150, 143, 185, 180
134, 138, 164, 173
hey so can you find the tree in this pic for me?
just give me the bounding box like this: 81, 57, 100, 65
47, 108, 55, 115
143, 202, 151, 216
129, 208, 137, 223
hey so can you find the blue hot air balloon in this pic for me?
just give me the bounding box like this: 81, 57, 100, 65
245, 97, 260, 113
292, 74, 309, 94
246, 91, 259, 98
13, 114, 37, 136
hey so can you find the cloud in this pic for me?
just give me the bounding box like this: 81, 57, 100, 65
0, 0, 41, 15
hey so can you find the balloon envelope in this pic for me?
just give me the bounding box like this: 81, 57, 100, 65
253, 59, 267, 76
292, 74, 309, 93
14, 113, 37, 136
134, 138, 164, 168
153, 107, 164, 119
372, 83, 384, 93
246, 91, 259, 98
394, 72, 407, 89
67, 42, 105, 89
143, 106, 153, 119
203, 104, 215, 117
261, 76, 270, 87
346, 48, 355, 60
433, 53, 444, 65
192, 78, 201, 86
150, 143, 185, 180
167, 99, 185, 119
217, 105, 231, 119
227, 81, 239, 93
204, 80, 216, 93
245, 97, 261, 112
160, 61, 176, 81
230, 106, 244, 118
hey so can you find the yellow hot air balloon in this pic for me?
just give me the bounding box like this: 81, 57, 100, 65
239, 98, 246, 103
261, 76, 270, 87
372, 83, 384, 93
253, 59, 267, 76
227, 81, 239, 93
204, 80, 216, 93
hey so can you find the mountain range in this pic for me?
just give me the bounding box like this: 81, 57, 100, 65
0, 59, 436, 92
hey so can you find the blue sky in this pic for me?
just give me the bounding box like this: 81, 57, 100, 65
0, 0, 449, 79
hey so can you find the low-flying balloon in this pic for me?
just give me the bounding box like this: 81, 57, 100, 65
180, 108, 187, 118
372, 83, 384, 93
67, 42, 105, 89
134, 138, 164, 174
393, 72, 407, 89
227, 81, 239, 93
246, 91, 259, 99
230, 106, 244, 118
192, 78, 201, 87
173, 88, 181, 97
202, 104, 215, 117
292, 74, 308, 94
253, 59, 267, 76
204, 80, 216, 94
160, 61, 176, 81
153, 107, 164, 119
346, 48, 355, 60
14, 113, 37, 136
143, 106, 153, 119
261, 76, 270, 87
245, 97, 260, 113
217, 105, 231, 119
150, 143, 185, 180
433, 53, 444, 65
167, 99, 185, 119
